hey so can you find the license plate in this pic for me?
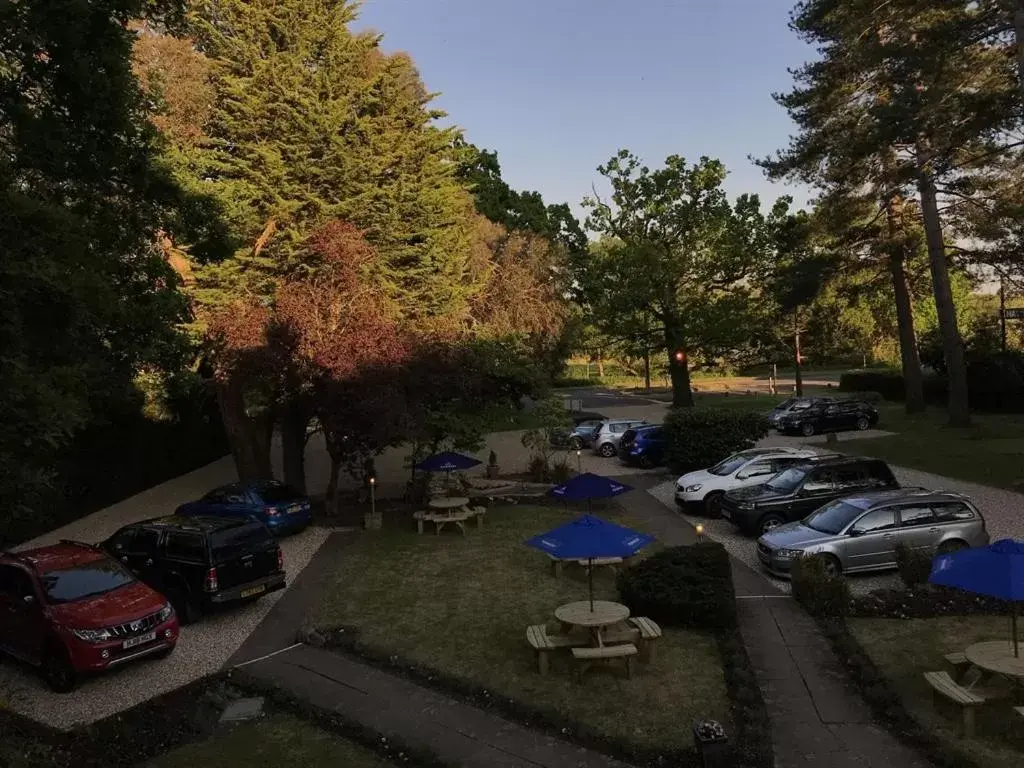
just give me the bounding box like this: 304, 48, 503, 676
240, 584, 266, 598
123, 631, 156, 649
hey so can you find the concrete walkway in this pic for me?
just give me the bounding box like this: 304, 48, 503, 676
621, 478, 931, 768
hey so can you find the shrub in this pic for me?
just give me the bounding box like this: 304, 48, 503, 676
791, 554, 850, 617
616, 543, 736, 629
662, 408, 771, 473
894, 542, 934, 588
549, 457, 573, 483
526, 455, 549, 482
839, 369, 905, 402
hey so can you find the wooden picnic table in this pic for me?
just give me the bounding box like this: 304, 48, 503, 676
554, 600, 630, 647
428, 496, 470, 510
965, 640, 1024, 679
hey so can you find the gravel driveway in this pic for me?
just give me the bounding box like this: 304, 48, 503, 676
0, 524, 328, 729
647, 431, 1024, 596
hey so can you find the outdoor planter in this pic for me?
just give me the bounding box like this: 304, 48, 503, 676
693, 719, 731, 768
486, 464, 501, 478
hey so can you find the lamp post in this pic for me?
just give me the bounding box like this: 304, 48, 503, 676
695, 523, 704, 543
365, 475, 381, 531
576, 449, 582, 473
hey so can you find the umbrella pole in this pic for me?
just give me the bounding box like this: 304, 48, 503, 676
589, 556, 594, 611
1014, 603, 1019, 658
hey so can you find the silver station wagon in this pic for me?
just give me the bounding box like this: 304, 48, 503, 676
756, 488, 990, 578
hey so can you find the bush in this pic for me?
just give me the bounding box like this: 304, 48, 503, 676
791, 554, 850, 617
662, 408, 771, 473
894, 542, 933, 588
851, 585, 1011, 619
549, 457, 573, 483
839, 369, 905, 402
616, 543, 736, 629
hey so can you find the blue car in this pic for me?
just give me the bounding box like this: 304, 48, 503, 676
618, 425, 666, 468
175, 480, 312, 535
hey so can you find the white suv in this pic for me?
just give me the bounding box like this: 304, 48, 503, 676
592, 419, 649, 458
674, 447, 820, 517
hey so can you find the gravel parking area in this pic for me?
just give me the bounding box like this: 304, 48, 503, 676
0, 524, 328, 729
646, 432, 1024, 597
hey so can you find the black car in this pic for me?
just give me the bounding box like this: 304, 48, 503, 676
719, 455, 899, 537
101, 516, 286, 624
776, 399, 879, 436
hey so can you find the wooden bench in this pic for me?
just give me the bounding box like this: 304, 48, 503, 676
413, 510, 474, 535
944, 652, 971, 679
923, 670, 996, 737
526, 624, 576, 675
629, 616, 663, 663
571, 643, 638, 681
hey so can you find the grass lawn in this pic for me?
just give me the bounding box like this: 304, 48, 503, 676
149, 714, 393, 768
314, 505, 731, 753
849, 616, 1024, 768
844, 405, 1024, 490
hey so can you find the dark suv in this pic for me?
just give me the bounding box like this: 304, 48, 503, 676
0, 542, 177, 692
102, 516, 285, 624
720, 455, 899, 537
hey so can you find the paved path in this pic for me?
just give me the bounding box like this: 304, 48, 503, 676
621, 478, 931, 768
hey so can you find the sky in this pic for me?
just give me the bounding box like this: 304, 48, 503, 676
353, 0, 817, 224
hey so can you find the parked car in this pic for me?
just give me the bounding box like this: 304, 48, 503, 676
720, 455, 899, 537
766, 397, 836, 428
102, 516, 285, 624
757, 489, 989, 578
776, 399, 879, 436
592, 419, 649, 458
674, 447, 821, 517
175, 480, 312, 535
0, 541, 178, 692
551, 419, 604, 450
618, 425, 666, 468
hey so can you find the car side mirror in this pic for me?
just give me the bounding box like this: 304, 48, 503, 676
848, 528, 863, 537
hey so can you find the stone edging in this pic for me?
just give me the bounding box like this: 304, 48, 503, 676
818, 617, 980, 768
301, 624, 773, 768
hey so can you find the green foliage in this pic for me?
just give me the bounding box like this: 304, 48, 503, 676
894, 542, 934, 588
791, 555, 850, 618
662, 408, 771, 473
840, 370, 906, 401
520, 397, 573, 476
616, 544, 736, 630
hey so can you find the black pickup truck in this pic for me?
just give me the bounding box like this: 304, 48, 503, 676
101, 515, 285, 624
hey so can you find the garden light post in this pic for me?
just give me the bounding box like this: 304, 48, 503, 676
576, 449, 581, 473
695, 523, 704, 543
369, 475, 376, 517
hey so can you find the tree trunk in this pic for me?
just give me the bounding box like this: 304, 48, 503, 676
215, 377, 273, 482
280, 399, 309, 494
596, 350, 605, 378
1013, 3, 1024, 101
793, 318, 804, 397
326, 454, 341, 517
664, 323, 693, 407
916, 149, 971, 427
887, 241, 926, 414
643, 350, 651, 391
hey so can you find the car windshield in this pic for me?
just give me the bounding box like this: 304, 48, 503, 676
772, 398, 796, 412
576, 420, 601, 431
708, 454, 749, 476
766, 468, 806, 492
258, 482, 303, 503
41, 559, 135, 604
803, 501, 867, 535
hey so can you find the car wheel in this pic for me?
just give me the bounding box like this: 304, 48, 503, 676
599, 443, 616, 458
42, 647, 77, 693
757, 514, 787, 536
169, 588, 201, 625
937, 539, 968, 555
855, 416, 870, 431
704, 492, 724, 519
820, 554, 843, 578
569, 436, 583, 450
800, 422, 815, 437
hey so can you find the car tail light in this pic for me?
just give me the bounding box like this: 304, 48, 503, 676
264, 506, 279, 518
276, 547, 284, 572
204, 566, 219, 593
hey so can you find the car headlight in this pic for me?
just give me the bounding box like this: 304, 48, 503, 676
71, 627, 114, 643
157, 602, 175, 623
774, 549, 804, 559
685, 484, 703, 493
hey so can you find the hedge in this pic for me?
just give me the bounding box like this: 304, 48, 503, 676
663, 408, 771, 474
790, 555, 850, 617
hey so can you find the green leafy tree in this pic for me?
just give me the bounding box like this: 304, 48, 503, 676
579, 152, 784, 406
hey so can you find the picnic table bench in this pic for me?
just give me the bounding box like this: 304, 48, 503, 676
923, 670, 1004, 737
413, 505, 486, 535
548, 554, 625, 577
571, 643, 637, 680
526, 624, 577, 675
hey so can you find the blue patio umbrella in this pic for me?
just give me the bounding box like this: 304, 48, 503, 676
415, 451, 482, 472
526, 513, 653, 610
548, 472, 633, 511
929, 538, 1024, 657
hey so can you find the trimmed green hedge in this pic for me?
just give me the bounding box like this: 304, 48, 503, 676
617, 543, 736, 629
791, 555, 850, 617
663, 408, 771, 474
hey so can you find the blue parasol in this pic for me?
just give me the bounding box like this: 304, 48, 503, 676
930, 538, 1024, 656
415, 451, 482, 472
548, 472, 632, 511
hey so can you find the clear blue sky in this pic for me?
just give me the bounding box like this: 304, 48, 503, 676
353, 0, 815, 224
